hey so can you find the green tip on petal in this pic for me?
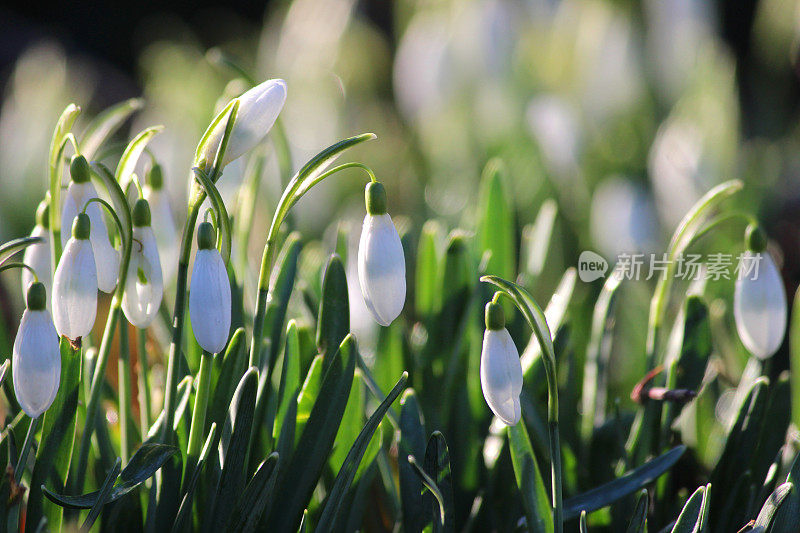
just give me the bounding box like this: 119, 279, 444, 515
745, 223, 767, 253
70, 154, 91, 183
197, 221, 216, 250
26, 281, 47, 311
365, 181, 387, 215
147, 163, 163, 190
485, 300, 505, 330
132, 199, 152, 227
72, 212, 91, 240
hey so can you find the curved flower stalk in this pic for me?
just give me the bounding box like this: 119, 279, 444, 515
122, 199, 163, 328
480, 298, 523, 425
189, 222, 231, 353
21, 199, 52, 301
143, 163, 178, 280
61, 155, 120, 292
734, 225, 787, 360
14, 281, 61, 418
196, 78, 287, 169
358, 181, 406, 326
52, 213, 97, 341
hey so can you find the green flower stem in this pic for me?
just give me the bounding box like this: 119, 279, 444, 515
15, 416, 40, 483
273, 117, 292, 188
541, 352, 563, 533
183, 349, 213, 487
137, 329, 152, 433
72, 194, 133, 493
160, 198, 203, 444
118, 321, 132, 464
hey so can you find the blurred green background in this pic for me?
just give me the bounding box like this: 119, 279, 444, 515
1, 0, 799, 424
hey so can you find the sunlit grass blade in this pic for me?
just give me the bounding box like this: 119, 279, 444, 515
508, 421, 554, 533
671, 484, 710, 533
115, 125, 163, 190
225, 452, 279, 532
625, 490, 648, 533
423, 431, 454, 533
0, 236, 44, 268
80, 97, 143, 159
477, 159, 515, 281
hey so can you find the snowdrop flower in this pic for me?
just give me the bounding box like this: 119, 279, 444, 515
197, 78, 287, 168
52, 213, 98, 341
122, 199, 163, 328
189, 222, 231, 353
13, 281, 61, 418
61, 155, 119, 292
734, 225, 787, 359
21, 199, 52, 300
143, 164, 178, 280
357, 181, 406, 326
480, 299, 523, 425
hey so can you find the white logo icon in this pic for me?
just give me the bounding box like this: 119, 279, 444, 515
578, 251, 608, 282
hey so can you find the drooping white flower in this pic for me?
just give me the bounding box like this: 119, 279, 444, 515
143, 164, 178, 281
197, 78, 288, 168
189, 222, 231, 353
21, 200, 52, 301
357, 182, 406, 327
61, 155, 119, 292
122, 200, 163, 328
13, 282, 61, 417
734, 248, 787, 360
480, 300, 522, 425
52, 213, 98, 341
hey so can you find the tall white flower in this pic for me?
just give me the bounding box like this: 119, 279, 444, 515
13, 281, 61, 417
61, 155, 119, 293
52, 213, 98, 341
358, 181, 406, 326
143, 164, 178, 280
122, 200, 163, 328
21, 200, 52, 301
480, 299, 523, 425
197, 78, 288, 168
734, 226, 787, 359
189, 222, 231, 353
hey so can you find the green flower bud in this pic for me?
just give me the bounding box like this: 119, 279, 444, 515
132, 199, 152, 227
70, 155, 91, 184
365, 181, 387, 215
35, 199, 50, 229
485, 300, 505, 330
197, 222, 216, 250
72, 213, 91, 240
26, 281, 47, 311
147, 164, 163, 190
745, 223, 767, 253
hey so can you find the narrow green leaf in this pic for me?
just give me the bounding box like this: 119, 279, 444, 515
273, 320, 301, 441
191, 166, 232, 264
316, 371, 408, 532
563, 446, 686, 519
580, 511, 587, 533
43, 443, 178, 509
317, 254, 349, 367
225, 453, 279, 533
295, 355, 325, 440
520, 199, 557, 280
508, 421, 554, 533
423, 431, 455, 533
772, 450, 800, 532
754, 482, 793, 530
669, 180, 743, 258
262, 232, 302, 373
27, 340, 81, 532
671, 484, 710, 533
0, 236, 44, 268
146, 376, 194, 442
81, 97, 143, 159
408, 455, 448, 529
415, 220, 443, 318
208, 328, 247, 436
477, 159, 515, 280
116, 125, 163, 189
208, 367, 259, 530
265, 334, 357, 531
625, 490, 648, 533
399, 389, 427, 533
171, 423, 217, 533
329, 370, 367, 474
790, 285, 800, 429
81, 458, 122, 531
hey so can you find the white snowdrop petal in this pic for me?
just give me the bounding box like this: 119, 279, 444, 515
734, 252, 787, 359
61, 182, 119, 292
199, 79, 288, 167
13, 310, 61, 417
52, 238, 98, 340
189, 249, 231, 353
21, 225, 52, 300
480, 328, 523, 425
122, 227, 163, 328
357, 214, 406, 326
